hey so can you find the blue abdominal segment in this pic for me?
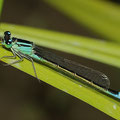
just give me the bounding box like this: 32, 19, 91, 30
107, 91, 120, 99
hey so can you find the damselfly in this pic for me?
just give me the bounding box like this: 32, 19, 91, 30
0, 31, 120, 99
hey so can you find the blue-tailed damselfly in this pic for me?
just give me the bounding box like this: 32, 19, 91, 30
0, 31, 120, 100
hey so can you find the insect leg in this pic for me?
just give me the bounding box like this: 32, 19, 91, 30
0, 48, 17, 59
25, 55, 38, 79
30, 57, 38, 79
4, 49, 24, 66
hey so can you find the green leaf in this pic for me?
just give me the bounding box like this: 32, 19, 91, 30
0, 23, 120, 119
1, 23, 120, 68
0, 0, 4, 17
44, 0, 120, 42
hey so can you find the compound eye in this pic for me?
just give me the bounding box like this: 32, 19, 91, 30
4, 31, 11, 36
5, 39, 12, 45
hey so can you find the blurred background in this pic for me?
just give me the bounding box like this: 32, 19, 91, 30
0, 0, 120, 119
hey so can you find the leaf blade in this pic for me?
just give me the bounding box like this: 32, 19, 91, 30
0, 0, 4, 17
44, 0, 120, 42
1, 23, 120, 68
0, 23, 120, 119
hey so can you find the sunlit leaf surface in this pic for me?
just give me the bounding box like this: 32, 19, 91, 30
0, 23, 120, 119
